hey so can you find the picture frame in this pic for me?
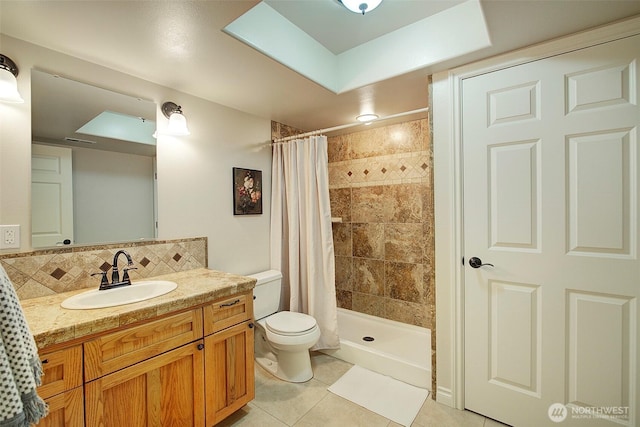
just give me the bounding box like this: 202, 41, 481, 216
233, 167, 263, 215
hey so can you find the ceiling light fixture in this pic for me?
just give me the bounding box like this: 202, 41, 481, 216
356, 113, 379, 124
0, 54, 24, 103
161, 101, 190, 136
339, 0, 382, 15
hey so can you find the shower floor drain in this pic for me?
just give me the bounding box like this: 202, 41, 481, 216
362, 336, 375, 342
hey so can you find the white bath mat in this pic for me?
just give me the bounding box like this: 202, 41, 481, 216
328, 365, 428, 426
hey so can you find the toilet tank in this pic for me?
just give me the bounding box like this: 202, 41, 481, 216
248, 270, 283, 320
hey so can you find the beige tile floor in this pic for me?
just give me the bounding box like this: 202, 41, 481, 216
216, 352, 510, 427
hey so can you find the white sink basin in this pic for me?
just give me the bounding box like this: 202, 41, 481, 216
61, 280, 178, 310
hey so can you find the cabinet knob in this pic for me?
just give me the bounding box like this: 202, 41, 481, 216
197, 343, 204, 350
248, 323, 254, 329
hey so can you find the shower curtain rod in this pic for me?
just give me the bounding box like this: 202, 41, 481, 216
272, 107, 429, 143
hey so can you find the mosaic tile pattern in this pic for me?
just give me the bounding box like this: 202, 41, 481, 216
328, 151, 431, 189
0, 238, 207, 300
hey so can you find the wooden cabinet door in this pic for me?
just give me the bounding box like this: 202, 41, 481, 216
37, 387, 84, 427
85, 341, 205, 427
38, 345, 82, 399
205, 320, 255, 425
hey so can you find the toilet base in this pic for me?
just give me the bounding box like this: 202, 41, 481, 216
255, 325, 315, 383
278, 349, 314, 383
256, 351, 314, 383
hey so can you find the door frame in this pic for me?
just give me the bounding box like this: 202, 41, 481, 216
432, 15, 640, 410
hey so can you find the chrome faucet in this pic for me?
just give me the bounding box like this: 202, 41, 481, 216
92, 250, 137, 290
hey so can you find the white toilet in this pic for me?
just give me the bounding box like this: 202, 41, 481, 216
249, 270, 321, 383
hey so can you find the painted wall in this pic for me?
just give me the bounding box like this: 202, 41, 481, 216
0, 35, 272, 275
70, 145, 155, 245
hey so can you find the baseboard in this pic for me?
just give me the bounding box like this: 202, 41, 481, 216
436, 386, 454, 407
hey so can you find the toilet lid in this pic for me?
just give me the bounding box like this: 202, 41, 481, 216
265, 311, 317, 335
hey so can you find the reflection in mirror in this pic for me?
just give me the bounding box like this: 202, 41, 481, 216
31, 70, 158, 248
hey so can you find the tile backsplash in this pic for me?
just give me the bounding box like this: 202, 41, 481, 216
0, 237, 207, 300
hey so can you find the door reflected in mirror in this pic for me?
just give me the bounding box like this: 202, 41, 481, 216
31, 69, 158, 248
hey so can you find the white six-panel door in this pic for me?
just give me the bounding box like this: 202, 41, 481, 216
463, 34, 639, 426
31, 144, 74, 247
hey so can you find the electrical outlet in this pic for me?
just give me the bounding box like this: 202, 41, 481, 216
0, 225, 20, 249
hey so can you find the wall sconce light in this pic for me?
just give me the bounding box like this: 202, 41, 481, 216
161, 101, 190, 136
339, 0, 382, 15
0, 54, 24, 103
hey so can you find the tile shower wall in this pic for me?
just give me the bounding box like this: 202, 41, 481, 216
271, 118, 435, 329
272, 117, 436, 394
0, 237, 207, 300
328, 119, 435, 330
271, 121, 304, 140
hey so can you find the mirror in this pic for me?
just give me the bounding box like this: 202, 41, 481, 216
31, 70, 158, 248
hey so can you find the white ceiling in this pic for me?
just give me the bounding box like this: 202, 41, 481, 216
265, 0, 467, 54
2, 0, 640, 132
31, 69, 157, 156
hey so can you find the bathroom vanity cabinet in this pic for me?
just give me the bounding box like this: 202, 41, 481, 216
83, 309, 205, 425
35, 289, 254, 427
203, 293, 255, 425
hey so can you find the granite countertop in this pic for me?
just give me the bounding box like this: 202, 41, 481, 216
20, 268, 256, 349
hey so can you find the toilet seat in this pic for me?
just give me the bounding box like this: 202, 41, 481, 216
265, 311, 317, 336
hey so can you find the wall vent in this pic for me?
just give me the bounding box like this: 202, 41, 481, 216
64, 137, 97, 144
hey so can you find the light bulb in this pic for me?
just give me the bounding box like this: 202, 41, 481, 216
166, 112, 190, 136
356, 113, 379, 123
0, 69, 24, 103
340, 0, 382, 15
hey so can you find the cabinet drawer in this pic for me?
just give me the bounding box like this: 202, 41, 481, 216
37, 345, 82, 399
84, 309, 203, 381
203, 291, 253, 335
37, 386, 84, 427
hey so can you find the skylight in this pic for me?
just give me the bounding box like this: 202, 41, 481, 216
76, 111, 156, 145
224, 0, 491, 94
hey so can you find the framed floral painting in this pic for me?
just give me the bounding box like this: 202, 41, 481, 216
233, 167, 263, 215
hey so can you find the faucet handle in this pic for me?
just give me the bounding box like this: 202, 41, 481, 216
91, 271, 109, 288
122, 267, 138, 284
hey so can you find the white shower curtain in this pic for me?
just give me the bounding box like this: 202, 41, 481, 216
270, 135, 339, 350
